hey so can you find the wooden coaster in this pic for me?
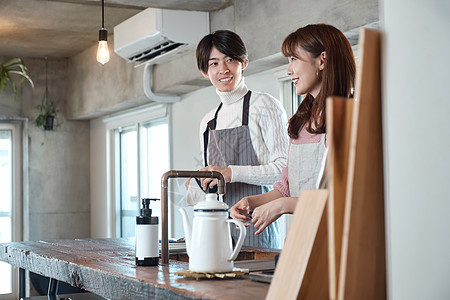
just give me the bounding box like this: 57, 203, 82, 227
175, 270, 245, 280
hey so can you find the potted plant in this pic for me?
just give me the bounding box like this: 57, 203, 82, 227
34, 57, 58, 131
0, 57, 34, 97
35, 92, 57, 130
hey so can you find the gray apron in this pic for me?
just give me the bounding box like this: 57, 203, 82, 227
203, 91, 280, 249
288, 133, 327, 197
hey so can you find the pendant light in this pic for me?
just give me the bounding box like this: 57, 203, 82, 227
96, 0, 110, 64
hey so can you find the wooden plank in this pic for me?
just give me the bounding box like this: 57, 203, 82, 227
337, 28, 386, 300
266, 190, 329, 300
0, 238, 275, 300
326, 96, 355, 300
297, 194, 329, 300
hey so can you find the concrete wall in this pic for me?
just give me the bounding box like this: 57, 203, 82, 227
67, 0, 379, 120
215, 0, 378, 60
382, 0, 450, 298
66, 44, 151, 120
0, 57, 90, 241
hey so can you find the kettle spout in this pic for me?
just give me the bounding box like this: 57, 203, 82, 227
178, 207, 192, 256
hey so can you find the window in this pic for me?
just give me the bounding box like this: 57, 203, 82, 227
106, 104, 169, 238
290, 82, 303, 115
115, 125, 139, 237
275, 67, 303, 116
0, 122, 22, 299
0, 129, 13, 296
140, 120, 169, 219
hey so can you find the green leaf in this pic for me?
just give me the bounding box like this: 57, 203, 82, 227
8, 70, 34, 88
0, 57, 34, 96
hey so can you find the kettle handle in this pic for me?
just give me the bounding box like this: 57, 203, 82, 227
226, 219, 247, 262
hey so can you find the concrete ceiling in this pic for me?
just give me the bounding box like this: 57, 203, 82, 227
0, 0, 232, 59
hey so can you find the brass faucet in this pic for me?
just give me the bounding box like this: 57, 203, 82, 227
160, 170, 226, 264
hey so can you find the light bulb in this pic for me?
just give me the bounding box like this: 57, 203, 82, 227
97, 40, 110, 64
97, 28, 109, 64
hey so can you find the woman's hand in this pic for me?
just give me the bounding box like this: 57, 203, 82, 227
198, 165, 232, 190
251, 197, 298, 235
230, 197, 252, 226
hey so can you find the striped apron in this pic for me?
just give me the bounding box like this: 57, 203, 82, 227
288, 133, 327, 197
203, 91, 280, 249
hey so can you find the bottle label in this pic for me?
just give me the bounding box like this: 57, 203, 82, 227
135, 224, 159, 259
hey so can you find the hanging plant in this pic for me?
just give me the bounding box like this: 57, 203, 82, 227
0, 58, 34, 97
34, 57, 58, 130
35, 92, 58, 130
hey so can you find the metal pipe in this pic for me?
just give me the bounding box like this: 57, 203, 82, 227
160, 170, 225, 264
19, 268, 25, 299
47, 278, 59, 297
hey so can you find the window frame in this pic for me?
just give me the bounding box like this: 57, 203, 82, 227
0, 120, 25, 300
102, 103, 169, 238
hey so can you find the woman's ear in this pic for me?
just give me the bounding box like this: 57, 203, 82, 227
319, 51, 327, 71
242, 58, 249, 71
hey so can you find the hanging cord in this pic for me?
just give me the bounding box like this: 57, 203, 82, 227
41, 56, 49, 106
45, 56, 48, 93
102, 0, 105, 29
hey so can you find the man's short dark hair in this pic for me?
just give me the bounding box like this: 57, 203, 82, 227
196, 30, 248, 74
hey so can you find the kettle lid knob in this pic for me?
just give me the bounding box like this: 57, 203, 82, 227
205, 194, 217, 201
193, 193, 228, 211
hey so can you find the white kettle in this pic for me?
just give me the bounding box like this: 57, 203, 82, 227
179, 193, 246, 272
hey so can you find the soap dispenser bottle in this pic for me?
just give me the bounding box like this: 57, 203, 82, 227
135, 198, 159, 266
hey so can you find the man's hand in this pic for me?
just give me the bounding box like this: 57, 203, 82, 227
198, 165, 232, 190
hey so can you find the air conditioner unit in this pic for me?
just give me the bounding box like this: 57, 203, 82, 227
114, 8, 209, 65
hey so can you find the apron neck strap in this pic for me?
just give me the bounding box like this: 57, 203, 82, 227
242, 90, 251, 126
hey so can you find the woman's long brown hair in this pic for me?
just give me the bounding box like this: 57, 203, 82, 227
282, 24, 356, 138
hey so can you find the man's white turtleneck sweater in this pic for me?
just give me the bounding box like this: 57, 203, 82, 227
199, 78, 289, 186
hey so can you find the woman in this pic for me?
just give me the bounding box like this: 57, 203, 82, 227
187, 30, 289, 249
230, 24, 356, 235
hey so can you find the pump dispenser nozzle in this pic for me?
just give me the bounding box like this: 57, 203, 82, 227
140, 198, 156, 217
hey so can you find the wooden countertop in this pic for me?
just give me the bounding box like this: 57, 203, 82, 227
0, 238, 278, 299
